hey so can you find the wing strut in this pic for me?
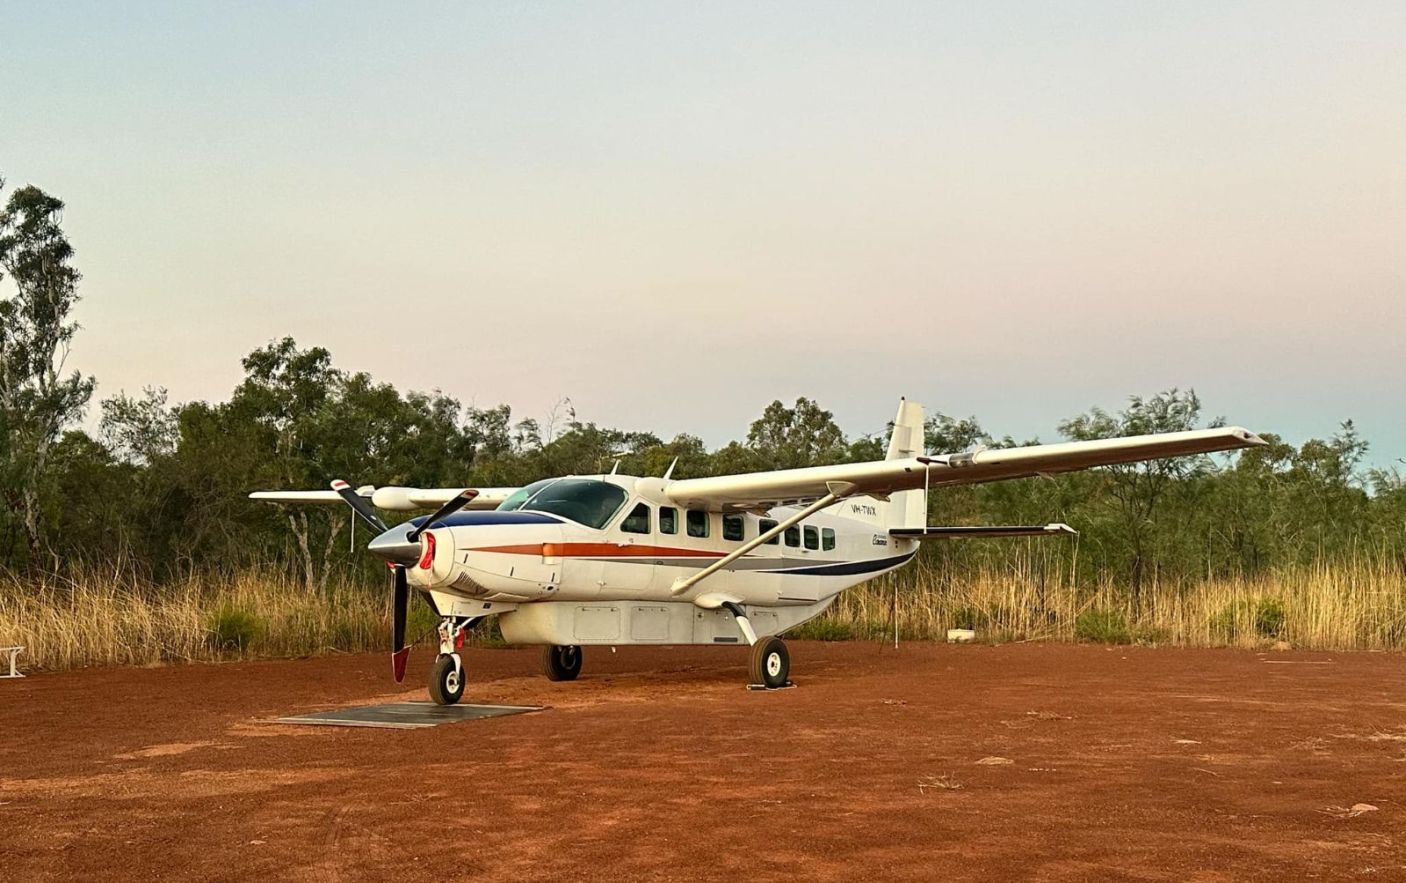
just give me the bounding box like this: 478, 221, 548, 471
670, 482, 857, 597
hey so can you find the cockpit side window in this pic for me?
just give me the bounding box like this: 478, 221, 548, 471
496, 479, 556, 512
621, 503, 651, 534
686, 509, 709, 538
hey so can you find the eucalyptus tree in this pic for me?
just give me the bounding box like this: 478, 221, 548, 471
0, 178, 95, 565
1057, 389, 1217, 598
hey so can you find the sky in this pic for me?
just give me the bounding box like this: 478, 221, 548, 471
2, 2, 1403, 465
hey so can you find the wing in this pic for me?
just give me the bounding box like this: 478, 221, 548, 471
665, 426, 1266, 510
249, 485, 518, 511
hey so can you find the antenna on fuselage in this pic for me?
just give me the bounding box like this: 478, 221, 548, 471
662, 457, 679, 480
609, 459, 621, 475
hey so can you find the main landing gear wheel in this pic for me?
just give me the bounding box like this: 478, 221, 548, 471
543, 644, 583, 681
429, 654, 465, 706
749, 636, 790, 689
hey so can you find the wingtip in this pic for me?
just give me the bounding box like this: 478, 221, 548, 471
1236, 427, 1268, 446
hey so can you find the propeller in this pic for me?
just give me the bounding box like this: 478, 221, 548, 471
391, 565, 410, 683
330, 480, 387, 532
328, 481, 479, 684
407, 488, 479, 541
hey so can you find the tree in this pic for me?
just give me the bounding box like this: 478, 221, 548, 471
101, 386, 178, 465
1058, 389, 1218, 598
746, 398, 848, 470
0, 179, 96, 564
229, 338, 348, 590
925, 413, 991, 454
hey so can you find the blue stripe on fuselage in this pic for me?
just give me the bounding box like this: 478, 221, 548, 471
411, 511, 562, 529
768, 550, 917, 576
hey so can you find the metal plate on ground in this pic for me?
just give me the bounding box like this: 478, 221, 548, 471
277, 701, 544, 729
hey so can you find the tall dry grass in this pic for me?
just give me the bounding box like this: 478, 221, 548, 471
0, 567, 424, 671
2, 552, 1403, 671
806, 551, 1406, 650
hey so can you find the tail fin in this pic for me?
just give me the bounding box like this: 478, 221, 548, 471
886, 399, 926, 530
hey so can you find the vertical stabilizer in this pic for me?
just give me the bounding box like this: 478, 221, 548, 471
886, 398, 926, 530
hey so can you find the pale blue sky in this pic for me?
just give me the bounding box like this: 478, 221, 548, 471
2, 2, 1403, 464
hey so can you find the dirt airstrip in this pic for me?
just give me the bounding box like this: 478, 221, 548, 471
4, 642, 1406, 881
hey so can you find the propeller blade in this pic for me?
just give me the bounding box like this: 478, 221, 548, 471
406, 488, 480, 542
391, 565, 410, 683
330, 480, 388, 533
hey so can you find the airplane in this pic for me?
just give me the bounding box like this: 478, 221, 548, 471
251, 399, 1265, 704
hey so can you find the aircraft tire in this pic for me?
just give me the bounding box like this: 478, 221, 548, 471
543, 644, 583, 681
429, 654, 465, 706
749, 636, 790, 689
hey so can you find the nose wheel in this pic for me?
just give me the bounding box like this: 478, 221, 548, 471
428, 616, 474, 705
429, 654, 465, 705
543, 644, 583, 681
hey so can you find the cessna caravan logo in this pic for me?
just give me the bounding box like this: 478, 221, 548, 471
849, 503, 877, 517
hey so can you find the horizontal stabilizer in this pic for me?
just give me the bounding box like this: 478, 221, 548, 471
891, 523, 1077, 539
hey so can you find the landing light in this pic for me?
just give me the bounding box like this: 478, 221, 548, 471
418, 531, 436, 570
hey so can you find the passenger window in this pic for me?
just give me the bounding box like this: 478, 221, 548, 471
821, 527, 836, 551
784, 525, 800, 547
722, 514, 744, 542
803, 526, 820, 550
686, 509, 710, 538
621, 503, 650, 534
659, 506, 678, 535
760, 518, 779, 545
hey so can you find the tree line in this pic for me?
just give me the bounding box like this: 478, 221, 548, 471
3, 176, 1403, 595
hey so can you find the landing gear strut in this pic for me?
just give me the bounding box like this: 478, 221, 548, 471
428, 617, 475, 706
721, 601, 791, 689
543, 644, 583, 681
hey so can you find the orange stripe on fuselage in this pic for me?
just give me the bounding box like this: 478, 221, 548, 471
467, 543, 548, 556
468, 543, 727, 559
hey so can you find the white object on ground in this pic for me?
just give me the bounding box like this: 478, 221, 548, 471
947, 629, 976, 643
1, 646, 23, 678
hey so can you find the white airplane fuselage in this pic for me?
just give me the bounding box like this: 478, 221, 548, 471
400, 474, 916, 646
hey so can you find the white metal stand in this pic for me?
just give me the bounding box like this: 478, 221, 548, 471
1, 646, 24, 678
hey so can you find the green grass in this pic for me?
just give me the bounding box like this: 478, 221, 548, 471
208, 604, 264, 652
1074, 608, 1131, 644
788, 619, 855, 641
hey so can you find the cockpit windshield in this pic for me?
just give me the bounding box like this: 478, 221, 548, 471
496, 478, 628, 529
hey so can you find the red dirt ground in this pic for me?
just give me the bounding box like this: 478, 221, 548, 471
4, 642, 1406, 881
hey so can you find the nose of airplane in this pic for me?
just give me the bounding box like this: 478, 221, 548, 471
367, 522, 422, 566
